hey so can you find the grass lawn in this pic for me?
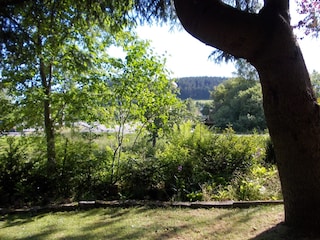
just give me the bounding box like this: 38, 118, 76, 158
0, 205, 295, 240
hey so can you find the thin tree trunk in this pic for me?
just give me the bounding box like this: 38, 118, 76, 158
40, 59, 56, 170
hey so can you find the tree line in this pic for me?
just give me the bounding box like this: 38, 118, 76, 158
176, 76, 226, 100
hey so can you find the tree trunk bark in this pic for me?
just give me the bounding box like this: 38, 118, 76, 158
40, 59, 56, 171
174, 0, 320, 232
254, 18, 320, 231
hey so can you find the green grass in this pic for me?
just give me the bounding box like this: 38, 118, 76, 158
0, 205, 289, 240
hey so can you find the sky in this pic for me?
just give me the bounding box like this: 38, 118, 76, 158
136, 25, 235, 78
136, 4, 320, 79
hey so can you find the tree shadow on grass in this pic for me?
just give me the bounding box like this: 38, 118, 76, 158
250, 222, 320, 240
0, 212, 44, 228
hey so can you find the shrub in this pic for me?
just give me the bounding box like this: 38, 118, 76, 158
194, 127, 262, 183
0, 124, 281, 205
119, 156, 169, 200
264, 138, 277, 165
209, 165, 282, 201
54, 135, 115, 200
154, 123, 271, 201
0, 136, 51, 206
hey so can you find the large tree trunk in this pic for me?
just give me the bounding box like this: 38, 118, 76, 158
254, 19, 320, 231
174, 0, 320, 232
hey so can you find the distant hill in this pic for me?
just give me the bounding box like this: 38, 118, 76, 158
176, 76, 227, 100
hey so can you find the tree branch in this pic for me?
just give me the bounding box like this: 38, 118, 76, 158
173, 0, 267, 61
262, 0, 290, 23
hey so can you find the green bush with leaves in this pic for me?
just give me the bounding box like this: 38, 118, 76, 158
194, 128, 265, 183
152, 122, 275, 201
0, 136, 51, 206
119, 156, 169, 200
208, 165, 281, 201
0, 125, 281, 206
54, 133, 118, 201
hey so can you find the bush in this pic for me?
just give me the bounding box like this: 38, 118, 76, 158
0, 136, 52, 206
208, 165, 282, 201
54, 135, 116, 200
194, 127, 263, 183
0, 124, 281, 206
153, 123, 274, 201
0, 134, 117, 206
264, 138, 277, 165
119, 156, 169, 200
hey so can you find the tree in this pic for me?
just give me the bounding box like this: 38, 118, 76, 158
106, 33, 181, 182
210, 77, 266, 132
177, 76, 226, 100
174, 0, 320, 232
0, 1, 131, 170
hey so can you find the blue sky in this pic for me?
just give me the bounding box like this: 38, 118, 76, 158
136, 2, 320, 79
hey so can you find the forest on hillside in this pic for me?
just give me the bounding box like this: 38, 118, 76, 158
176, 76, 227, 100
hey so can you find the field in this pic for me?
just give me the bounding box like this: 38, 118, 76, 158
0, 205, 295, 240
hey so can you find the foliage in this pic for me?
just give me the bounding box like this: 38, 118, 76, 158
120, 156, 168, 200
103, 32, 182, 182
0, 1, 135, 167
149, 123, 278, 201
209, 165, 281, 201
0, 0, 184, 201
233, 59, 259, 81
264, 138, 276, 165
0, 136, 48, 206
193, 127, 263, 182
0, 1, 131, 128
296, 0, 320, 36
0, 126, 281, 206
56, 134, 116, 200
182, 98, 201, 121
311, 70, 320, 99
0, 1, 182, 173
209, 77, 266, 133
0, 134, 113, 206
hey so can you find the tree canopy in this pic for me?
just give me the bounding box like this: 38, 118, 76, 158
209, 77, 266, 132
0, 0, 182, 170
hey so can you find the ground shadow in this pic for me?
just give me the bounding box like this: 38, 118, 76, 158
0, 212, 44, 228
250, 222, 320, 240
